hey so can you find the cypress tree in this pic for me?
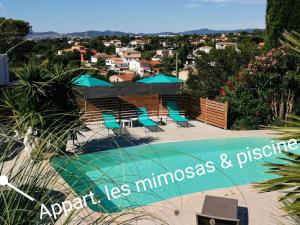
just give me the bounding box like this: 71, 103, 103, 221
266, 0, 300, 49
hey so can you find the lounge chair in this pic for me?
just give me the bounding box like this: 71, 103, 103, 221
166, 101, 189, 127
197, 195, 240, 225
137, 107, 158, 132
102, 111, 121, 135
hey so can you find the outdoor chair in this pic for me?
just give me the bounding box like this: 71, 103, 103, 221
102, 111, 121, 135
137, 107, 159, 132
166, 101, 189, 127
197, 195, 240, 225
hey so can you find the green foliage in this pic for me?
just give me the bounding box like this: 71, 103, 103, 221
0, 17, 32, 65
104, 45, 116, 55
50, 51, 81, 67
257, 32, 300, 221
186, 46, 260, 98
218, 47, 299, 129
159, 57, 176, 74
247, 48, 300, 120
272, 115, 300, 140
95, 58, 106, 69
266, 0, 300, 49
257, 151, 300, 220
0, 64, 84, 152
220, 76, 272, 130
282, 31, 300, 55
142, 51, 155, 60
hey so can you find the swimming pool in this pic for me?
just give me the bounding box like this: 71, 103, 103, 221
51, 137, 299, 213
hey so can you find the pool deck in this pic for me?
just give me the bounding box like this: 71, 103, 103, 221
66, 120, 288, 225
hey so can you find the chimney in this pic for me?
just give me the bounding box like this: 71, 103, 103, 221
0, 54, 9, 85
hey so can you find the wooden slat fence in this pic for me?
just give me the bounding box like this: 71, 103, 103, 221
189, 98, 228, 129
80, 95, 228, 129
80, 94, 160, 123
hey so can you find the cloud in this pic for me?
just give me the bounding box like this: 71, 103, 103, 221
186, 3, 200, 8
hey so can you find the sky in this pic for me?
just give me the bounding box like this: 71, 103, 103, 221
0, 0, 267, 33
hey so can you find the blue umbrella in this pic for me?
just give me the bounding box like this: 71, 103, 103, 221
73, 74, 112, 87
138, 74, 183, 121
137, 74, 183, 84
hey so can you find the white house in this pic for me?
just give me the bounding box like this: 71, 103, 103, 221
193, 46, 213, 55
130, 40, 146, 47
129, 60, 161, 77
106, 57, 129, 71
104, 40, 122, 47
129, 60, 147, 76
122, 52, 142, 64
0, 54, 9, 85
91, 53, 113, 64
115, 47, 136, 56
216, 42, 238, 50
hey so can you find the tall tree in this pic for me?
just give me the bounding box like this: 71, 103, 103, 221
0, 18, 31, 50
266, 0, 300, 49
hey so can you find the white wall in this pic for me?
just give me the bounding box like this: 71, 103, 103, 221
0, 54, 9, 85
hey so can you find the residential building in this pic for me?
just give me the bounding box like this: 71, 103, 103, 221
130, 39, 147, 47
116, 47, 136, 56
109, 73, 136, 82
258, 42, 265, 49
216, 42, 238, 50
193, 46, 213, 55
104, 39, 122, 47
91, 53, 114, 64
58, 44, 87, 55
129, 60, 161, 77
190, 39, 206, 45
106, 57, 129, 71
156, 49, 175, 58
178, 70, 190, 81
122, 52, 142, 64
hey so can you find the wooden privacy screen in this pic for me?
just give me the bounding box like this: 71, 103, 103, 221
189, 98, 228, 129
79, 94, 228, 129
79, 94, 160, 122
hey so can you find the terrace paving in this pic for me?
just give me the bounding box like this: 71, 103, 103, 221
64, 120, 288, 225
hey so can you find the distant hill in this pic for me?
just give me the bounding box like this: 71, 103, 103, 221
27, 28, 264, 39
68, 30, 135, 37
179, 28, 260, 35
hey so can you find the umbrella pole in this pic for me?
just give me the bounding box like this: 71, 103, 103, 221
85, 100, 87, 121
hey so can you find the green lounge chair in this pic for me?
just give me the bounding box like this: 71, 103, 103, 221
102, 111, 121, 135
166, 101, 189, 127
137, 107, 158, 132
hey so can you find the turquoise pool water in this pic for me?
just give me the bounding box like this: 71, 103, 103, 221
51, 137, 300, 213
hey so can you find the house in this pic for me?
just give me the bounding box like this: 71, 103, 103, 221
104, 39, 122, 47
122, 52, 142, 64
190, 39, 206, 45
58, 44, 87, 55
116, 47, 136, 56
178, 70, 190, 81
106, 57, 129, 71
109, 73, 136, 82
129, 60, 161, 77
216, 42, 238, 50
130, 39, 147, 47
258, 42, 265, 49
193, 46, 213, 55
91, 53, 114, 64
156, 49, 175, 58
